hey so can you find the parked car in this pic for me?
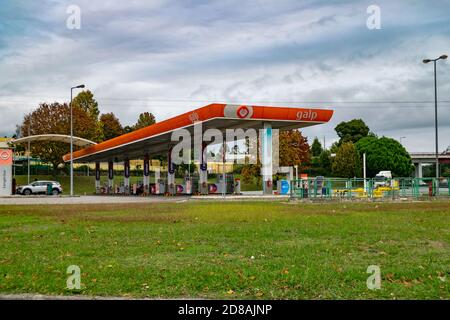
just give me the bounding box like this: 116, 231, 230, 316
16, 181, 63, 195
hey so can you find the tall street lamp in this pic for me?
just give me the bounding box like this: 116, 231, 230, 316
423, 55, 447, 187
70, 84, 85, 196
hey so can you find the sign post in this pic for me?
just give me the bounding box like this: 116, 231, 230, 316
0, 149, 13, 196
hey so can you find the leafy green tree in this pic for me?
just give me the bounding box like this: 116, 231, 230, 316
356, 136, 414, 177
332, 142, 361, 178
72, 90, 103, 141
310, 137, 323, 157
176, 161, 197, 177
100, 112, 124, 140
134, 112, 156, 130
72, 90, 100, 121
123, 125, 134, 133
335, 119, 370, 145
319, 149, 332, 176
442, 165, 450, 178
329, 141, 340, 153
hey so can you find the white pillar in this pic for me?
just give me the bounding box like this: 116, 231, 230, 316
261, 122, 273, 195
418, 162, 423, 179
155, 166, 161, 194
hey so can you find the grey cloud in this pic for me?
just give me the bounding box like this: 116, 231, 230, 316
0, 0, 450, 153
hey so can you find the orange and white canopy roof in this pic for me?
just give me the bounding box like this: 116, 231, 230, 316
63, 103, 333, 163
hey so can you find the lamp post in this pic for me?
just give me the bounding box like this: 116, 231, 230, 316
399, 136, 406, 145
70, 84, 85, 196
423, 55, 447, 190
27, 121, 31, 184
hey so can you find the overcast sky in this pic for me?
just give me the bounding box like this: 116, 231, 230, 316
1, 0, 450, 152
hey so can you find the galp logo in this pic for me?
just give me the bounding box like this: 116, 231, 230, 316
296, 110, 318, 121
224, 105, 253, 119
237, 106, 250, 118
0, 149, 12, 165
0, 150, 11, 161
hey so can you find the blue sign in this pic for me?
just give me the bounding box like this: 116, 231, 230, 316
280, 180, 290, 195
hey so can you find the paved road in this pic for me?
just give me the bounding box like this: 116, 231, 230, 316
0, 195, 187, 205
0, 194, 288, 205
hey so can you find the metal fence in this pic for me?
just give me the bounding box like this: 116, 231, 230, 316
290, 177, 450, 200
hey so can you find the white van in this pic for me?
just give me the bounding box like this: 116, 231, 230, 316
376, 171, 392, 179
373, 171, 392, 187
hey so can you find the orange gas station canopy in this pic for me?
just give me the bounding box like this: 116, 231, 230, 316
63, 103, 333, 163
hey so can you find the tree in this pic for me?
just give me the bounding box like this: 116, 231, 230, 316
20, 103, 98, 175
310, 137, 323, 157
335, 119, 370, 145
332, 142, 361, 178
240, 130, 309, 185
72, 90, 100, 120
72, 90, 103, 141
329, 141, 340, 153
123, 125, 134, 133
319, 149, 332, 176
100, 112, 124, 140
279, 130, 311, 169
356, 136, 414, 177
176, 161, 197, 177
134, 112, 156, 130
241, 163, 261, 185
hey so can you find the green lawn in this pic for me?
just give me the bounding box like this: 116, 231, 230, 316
0, 201, 448, 299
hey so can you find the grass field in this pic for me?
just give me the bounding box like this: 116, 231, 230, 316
0, 201, 448, 299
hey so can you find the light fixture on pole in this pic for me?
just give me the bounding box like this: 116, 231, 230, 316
70, 84, 85, 196
400, 136, 406, 145
423, 54, 447, 190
